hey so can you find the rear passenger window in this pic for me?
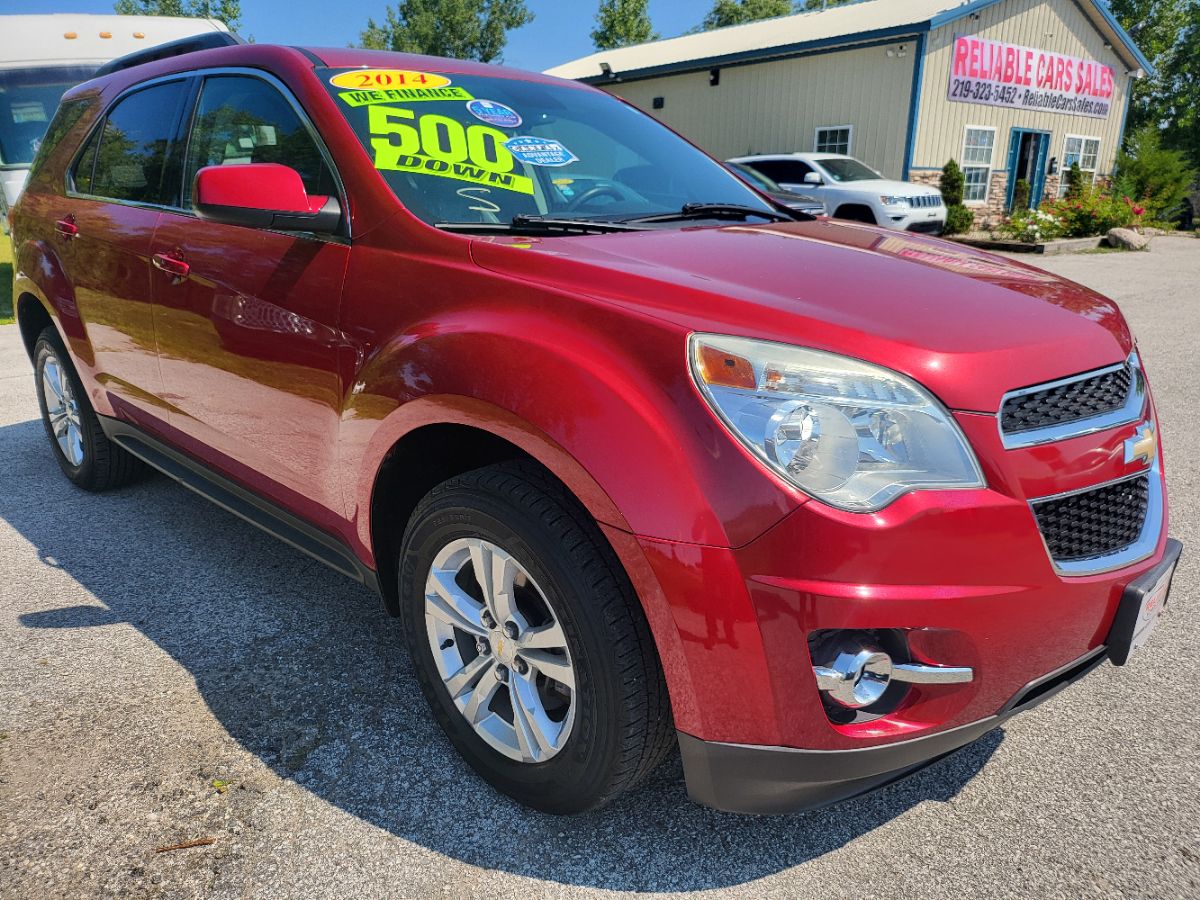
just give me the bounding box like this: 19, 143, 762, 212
72, 127, 99, 194
184, 75, 335, 204
92, 80, 187, 205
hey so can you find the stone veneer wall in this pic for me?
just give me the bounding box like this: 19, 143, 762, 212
909, 169, 1010, 230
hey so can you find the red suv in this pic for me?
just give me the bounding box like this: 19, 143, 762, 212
10, 39, 1181, 815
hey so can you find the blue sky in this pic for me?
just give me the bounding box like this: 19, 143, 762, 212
0, 0, 705, 71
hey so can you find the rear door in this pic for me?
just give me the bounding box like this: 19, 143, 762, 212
58, 77, 191, 425
150, 71, 350, 520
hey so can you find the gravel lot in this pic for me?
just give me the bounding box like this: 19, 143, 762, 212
1, 237, 1198, 900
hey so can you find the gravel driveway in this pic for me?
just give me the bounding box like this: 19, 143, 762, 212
1, 237, 1197, 900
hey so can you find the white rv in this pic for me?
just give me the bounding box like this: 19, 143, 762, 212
0, 14, 229, 224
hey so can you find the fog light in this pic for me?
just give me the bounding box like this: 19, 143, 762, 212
813, 645, 893, 709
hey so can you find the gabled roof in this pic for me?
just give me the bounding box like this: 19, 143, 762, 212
544, 0, 1152, 83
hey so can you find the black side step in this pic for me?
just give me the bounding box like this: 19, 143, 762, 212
99, 415, 380, 594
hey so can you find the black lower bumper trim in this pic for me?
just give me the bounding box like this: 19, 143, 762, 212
679, 643, 1115, 815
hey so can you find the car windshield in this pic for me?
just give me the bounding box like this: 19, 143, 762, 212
0, 65, 96, 166
816, 157, 883, 183
319, 67, 773, 227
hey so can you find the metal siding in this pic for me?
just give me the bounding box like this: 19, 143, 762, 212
914, 0, 1132, 177
606, 41, 917, 178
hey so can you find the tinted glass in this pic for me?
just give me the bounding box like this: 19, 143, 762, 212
72, 125, 100, 194
93, 80, 187, 205
319, 67, 769, 226
749, 160, 814, 184
729, 162, 780, 193
0, 65, 96, 166
818, 158, 882, 183
185, 75, 335, 204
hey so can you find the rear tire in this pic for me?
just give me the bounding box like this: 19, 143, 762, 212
33, 327, 144, 491
398, 461, 673, 814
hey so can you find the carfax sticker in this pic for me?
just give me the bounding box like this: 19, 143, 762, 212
466, 99, 522, 128
503, 136, 577, 167
332, 69, 472, 106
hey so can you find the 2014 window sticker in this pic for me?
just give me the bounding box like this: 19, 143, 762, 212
504, 137, 578, 167
331, 69, 474, 106
466, 99, 522, 129
368, 104, 534, 196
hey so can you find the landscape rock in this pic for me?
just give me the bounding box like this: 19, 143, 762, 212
1107, 227, 1150, 250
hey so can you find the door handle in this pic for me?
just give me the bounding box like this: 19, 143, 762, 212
152, 252, 190, 280
54, 218, 78, 239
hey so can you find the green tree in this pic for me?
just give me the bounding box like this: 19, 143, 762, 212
592, 0, 658, 50
1107, 0, 1190, 136
702, 0, 792, 30
1159, 1, 1200, 166
359, 0, 533, 63
940, 159, 975, 234
1113, 124, 1196, 220
113, 0, 242, 31
801, 1, 856, 9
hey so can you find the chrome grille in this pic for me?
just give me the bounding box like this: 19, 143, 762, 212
907, 195, 943, 208
999, 354, 1144, 449
1032, 474, 1151, 564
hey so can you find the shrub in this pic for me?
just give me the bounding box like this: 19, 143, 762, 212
1065, 162, 1085, 198
1041, 186, 1134, 237
944, 204, 975, 235
1114, 125, 1196, 222
995, 207, 1065, 243
939, 159, 974, 235
940, 159, 965, 206
1011, 179, 1031, 210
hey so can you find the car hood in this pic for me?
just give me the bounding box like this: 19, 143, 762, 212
470, 219, 1132, 413
817, 178, 942, 195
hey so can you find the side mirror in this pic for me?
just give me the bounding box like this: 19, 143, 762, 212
193, 163, 341, 234
803, 171, 823, 185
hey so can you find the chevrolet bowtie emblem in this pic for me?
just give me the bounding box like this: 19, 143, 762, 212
1124, 422, 1157, 467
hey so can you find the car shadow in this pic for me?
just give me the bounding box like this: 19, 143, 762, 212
2, 415, 1002, 891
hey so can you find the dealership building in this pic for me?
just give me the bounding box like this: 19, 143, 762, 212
547, 0, 1151, 226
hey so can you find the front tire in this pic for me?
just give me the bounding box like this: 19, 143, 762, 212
33, 327, 144, 491
399, 461, 673, 814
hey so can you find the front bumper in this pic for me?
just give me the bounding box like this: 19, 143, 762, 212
674, 536, 1182, 815
679, 645, 1108, 814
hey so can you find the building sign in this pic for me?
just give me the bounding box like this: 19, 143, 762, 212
947, 34, 1115, 119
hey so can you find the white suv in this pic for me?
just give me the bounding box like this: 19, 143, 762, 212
728, 153, 946, 234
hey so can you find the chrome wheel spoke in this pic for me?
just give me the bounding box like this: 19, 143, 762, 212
426, 570, 488, 636
519, 620, 567, 652
444, 651, 493, 699
469, 539, 520, 626
461, 667, 501, 723
510, 673, 556, 759
65, 422, 84, 466
521, 649, 575, 691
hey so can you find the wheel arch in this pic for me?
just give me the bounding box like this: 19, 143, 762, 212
832, 203, 878, 224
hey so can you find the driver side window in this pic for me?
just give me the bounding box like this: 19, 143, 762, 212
183, 75, 335, 206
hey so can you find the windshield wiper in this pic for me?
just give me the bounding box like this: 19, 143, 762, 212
436, 216, 647, 236
622, 203, 795, 225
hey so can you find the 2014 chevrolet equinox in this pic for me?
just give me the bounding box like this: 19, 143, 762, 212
10, 40, 1182, 815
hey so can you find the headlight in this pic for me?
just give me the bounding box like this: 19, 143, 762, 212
689, 334, 985, 512
880, 195, 910, 207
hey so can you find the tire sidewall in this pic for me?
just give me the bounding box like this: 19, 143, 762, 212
399, 490, 625, 811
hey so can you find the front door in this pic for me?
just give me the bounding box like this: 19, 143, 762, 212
150, 73, 350, 521
1006, 129, 1050, 210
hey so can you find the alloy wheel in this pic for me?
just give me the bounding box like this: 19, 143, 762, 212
41, 352, 84, 467
423, 537, 576, 763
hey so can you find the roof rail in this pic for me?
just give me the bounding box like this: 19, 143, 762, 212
93, 30, 246, 78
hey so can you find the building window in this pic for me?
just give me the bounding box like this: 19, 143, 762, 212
1059, 135, 1101, 195
814, 125, 852, 155
961, 126, 996, 204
